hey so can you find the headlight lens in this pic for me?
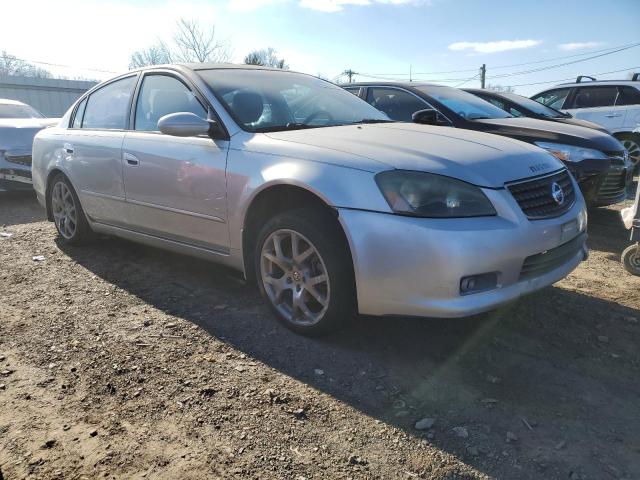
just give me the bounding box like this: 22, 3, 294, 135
375, 170, 496, 218
534, 142, 607, 163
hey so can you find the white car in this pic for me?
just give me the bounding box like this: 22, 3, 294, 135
532, 75, 640, 169
0, 99, 58, 191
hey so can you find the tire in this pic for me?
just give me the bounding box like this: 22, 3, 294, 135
254, 207, 355, 335
48, 173, 94, 245
617, 133, 640, 174
622, 244, 640, 276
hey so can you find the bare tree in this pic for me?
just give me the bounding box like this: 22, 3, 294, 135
129, 18, 231, 69
243, 48, 288, 69
173, 19, 231, 63
486, 83, 515, 93
0, 51, 51, 78
129, 43, 173, 69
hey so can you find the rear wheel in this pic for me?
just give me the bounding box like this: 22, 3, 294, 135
48, 174, 93, 245
255, 208, 355, 335
622, 244, 640, 276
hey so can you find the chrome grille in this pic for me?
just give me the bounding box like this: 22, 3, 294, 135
507, 170, 576, 220
520, 233, 586, 280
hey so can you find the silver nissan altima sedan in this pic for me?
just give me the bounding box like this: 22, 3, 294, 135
32, 64, 588, 334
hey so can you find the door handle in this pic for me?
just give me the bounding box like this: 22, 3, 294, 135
605, 113, 622, 118
63, 143, 74, 154
123, 152, 140, 166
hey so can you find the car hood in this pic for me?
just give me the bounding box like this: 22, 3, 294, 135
556, 117, 610, 134
0, 118, 59, 151
472, 117, 622, 153
263, 123, 565, 188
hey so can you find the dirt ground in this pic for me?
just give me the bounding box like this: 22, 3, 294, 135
0, 191, 639, 480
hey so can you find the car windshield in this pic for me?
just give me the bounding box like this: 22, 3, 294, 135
501, 92, 567, 118
198, 69, 391, 132
415, 85, 513, 120
0, 103, 44, 119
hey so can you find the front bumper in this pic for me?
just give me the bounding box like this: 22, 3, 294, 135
0, 150, 33, 191
338, 188, 587, 318
569, 157, 630, 207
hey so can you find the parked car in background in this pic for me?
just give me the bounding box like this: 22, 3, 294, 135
32, 64, 588, 334
346, 82, 631, 207
464, 88, 608, 133
531, 75, 640, 169
0, 99, 58, 192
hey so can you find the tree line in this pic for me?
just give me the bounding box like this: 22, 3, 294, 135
129, 18, 288, 70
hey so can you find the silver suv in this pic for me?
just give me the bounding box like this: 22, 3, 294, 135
532, 75, 640, 168
32, 65, 588, 334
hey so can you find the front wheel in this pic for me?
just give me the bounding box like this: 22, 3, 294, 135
622, 244, 640, 276
255, 208, 355, 335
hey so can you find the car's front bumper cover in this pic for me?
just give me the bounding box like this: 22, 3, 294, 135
0, 150, 33, 191
338, 187, 587, 318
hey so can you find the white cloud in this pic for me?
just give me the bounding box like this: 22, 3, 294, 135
227, 0, 286, 11
448, 39, 542, 54
558, 41, 604, 51
229, 0, 428, 13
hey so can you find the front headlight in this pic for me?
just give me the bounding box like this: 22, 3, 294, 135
534, 142, 607, 163
375, 170, 496, 218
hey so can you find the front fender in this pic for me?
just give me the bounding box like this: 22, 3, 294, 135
225, 148, 392, 255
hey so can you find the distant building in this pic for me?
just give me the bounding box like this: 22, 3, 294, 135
0, 75, 97, 118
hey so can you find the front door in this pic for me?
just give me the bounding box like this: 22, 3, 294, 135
564, 86, 626, 131
121, 73, 229, 253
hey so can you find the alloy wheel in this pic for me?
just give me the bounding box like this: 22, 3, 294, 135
622, 139, 640, 167
260, 229, 330, 326
51, 181, 77, 239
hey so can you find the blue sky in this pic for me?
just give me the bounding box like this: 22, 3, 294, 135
3, 0, 640, 95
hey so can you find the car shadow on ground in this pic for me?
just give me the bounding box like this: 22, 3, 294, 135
0, 191, 45, 227
586, 205, 631, 255
56, 214, 640, 479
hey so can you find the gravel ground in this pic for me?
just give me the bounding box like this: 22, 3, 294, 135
0, 191, 639, 480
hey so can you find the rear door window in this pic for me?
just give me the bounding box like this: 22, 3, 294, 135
569, 86, 618, 109
82, 76, 137, 130
531, 88, 571, 110
616, 86, 640, 106
365, 87, 427, 121
134, 74, 207, 131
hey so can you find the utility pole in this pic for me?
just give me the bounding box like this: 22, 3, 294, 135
480, 63, 486, 89
409, 64, 412, 82
343, 69, 356, 83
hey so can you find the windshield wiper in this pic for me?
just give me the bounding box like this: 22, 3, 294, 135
254, 123, 322, 133
349, 118, 396, 124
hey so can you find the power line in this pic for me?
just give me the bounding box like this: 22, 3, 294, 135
486, 43, 640, 79
503, 66, 640, 88
7, 56, 119, 74
356, 42, 640, 79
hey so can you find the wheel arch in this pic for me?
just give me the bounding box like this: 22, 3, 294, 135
44, 168, 68, 222
241, 182, 356, 287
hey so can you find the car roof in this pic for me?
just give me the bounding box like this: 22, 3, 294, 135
557, 80, 640, 88
0, 98, 27, 106
341, 82, 445, 88
128, 63, 298, 75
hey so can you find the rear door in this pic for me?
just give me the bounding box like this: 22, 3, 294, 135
121, 72, 230, 253
64, 75, 137, 227
563, 85, 626, 131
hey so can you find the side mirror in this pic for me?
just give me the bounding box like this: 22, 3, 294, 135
158, 112, 220, 138
412, 108, 446, 126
